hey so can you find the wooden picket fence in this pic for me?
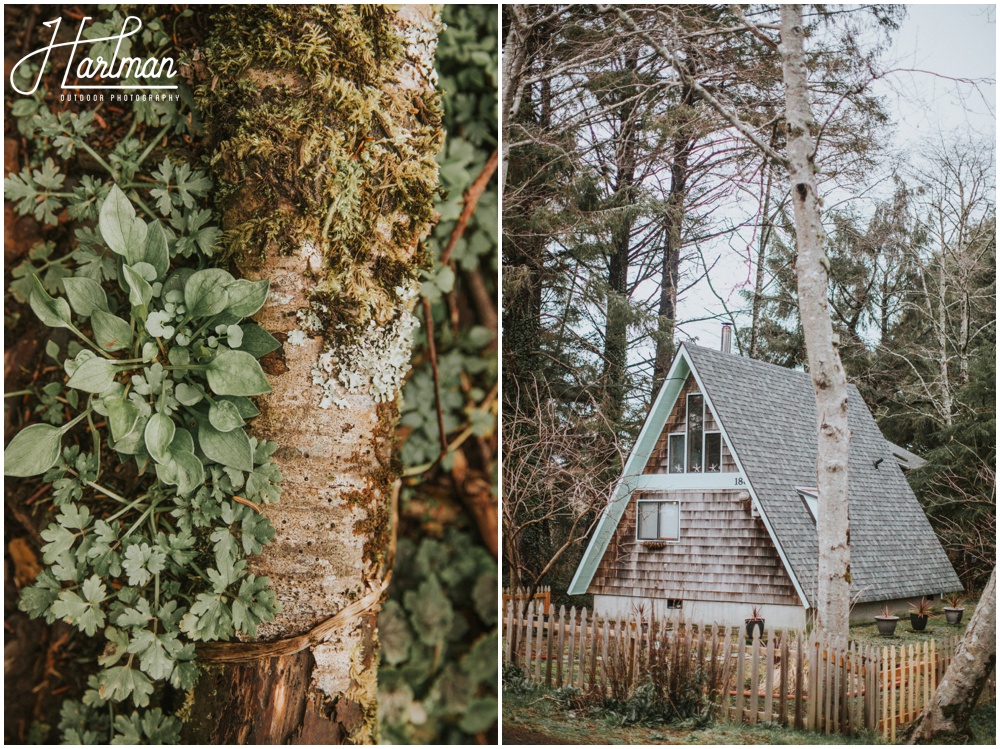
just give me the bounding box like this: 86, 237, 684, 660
502, 586, 552, 616
503, 601, 995, 741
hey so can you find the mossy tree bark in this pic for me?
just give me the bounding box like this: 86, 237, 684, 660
182, 6, 443, 743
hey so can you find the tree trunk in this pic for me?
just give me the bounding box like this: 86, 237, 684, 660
779, 6, 851, 642
601, 49, 640, 426
937, 255, 954, 424
909, 567, 996, 743
183, 6, 443, 742
652, 63, 697, 392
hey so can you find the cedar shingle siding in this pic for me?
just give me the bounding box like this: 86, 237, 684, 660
590, 489, 801, 604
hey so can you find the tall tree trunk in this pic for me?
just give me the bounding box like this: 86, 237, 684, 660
501, 6, 531, 196
183, 6, 443, 742
652, 63, 697, 392
909, 567, 996, 743
937, 256, 954, 424
779, 5, 851, 641
602, 49, 640, 426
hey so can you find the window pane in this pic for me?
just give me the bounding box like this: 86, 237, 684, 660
659, 502, 680, 540
687, 394, 704, 472
668, 434, 685, 473
637, 502, 658, 539
705, 432, 722, 472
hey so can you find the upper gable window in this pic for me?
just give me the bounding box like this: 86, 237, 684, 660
667, 392, 723, 474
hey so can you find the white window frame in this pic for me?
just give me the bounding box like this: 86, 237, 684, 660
704, 430, 722, 473
636, 498, 681, 542
667, 432, 686, 474
686, 392, 705, 473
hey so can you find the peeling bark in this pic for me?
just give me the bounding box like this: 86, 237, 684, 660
779, 6, 851, 641
183, 6, 442, 743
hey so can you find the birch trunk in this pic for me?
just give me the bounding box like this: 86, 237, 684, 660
909, 567, 996, 743
182, 6, 443, 743
779, 6, 851, 641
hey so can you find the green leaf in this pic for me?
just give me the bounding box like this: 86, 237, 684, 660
143, 413, 175, 464
224, 279, 269, 318
98, 626, 130, 667
184, 268, 233, 317
206, 348, 272, 396
63, 277, 109, 317
198, 420, 254, 472
239, 323, 281, 358
378, 600, 413, 665
18, 570, 61, 621
170, 448, 205, 496
105, 396, 140, 441
121, 543, 166, 587
403, 576, 454, 646
127, 629, 179, 681
222, 395, 260, 419
208, 399, 245, 432
231, 574, 279, 636
180, 593, 233, 641
175, 383, 204, 406
51, 576, 106, 636
99, 185, 147, 257
67, 356, 119, 394
91, 309, 133, 351
29, 275, 73, 329
128, 220, 169, 279
459, 697, 497, 733
98, 665, 154, 707
121, 264, 153, 308
4, 423, 63, 476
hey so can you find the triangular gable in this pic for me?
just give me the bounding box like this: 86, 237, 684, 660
568, 343, 809, 606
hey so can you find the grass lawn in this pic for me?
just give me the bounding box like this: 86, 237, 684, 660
502, 687, 996, 745
849, 605, 974, 647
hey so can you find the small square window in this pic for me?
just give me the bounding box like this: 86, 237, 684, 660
637, 500, 680, 541
666, 599, 683, 610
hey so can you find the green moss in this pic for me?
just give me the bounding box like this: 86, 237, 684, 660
199, 5, 444, 333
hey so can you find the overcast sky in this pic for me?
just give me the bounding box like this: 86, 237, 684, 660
680, 3, 996, 352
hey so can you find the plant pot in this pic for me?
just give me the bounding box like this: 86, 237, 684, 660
944, 607, 965, 625
745, 618, 764, 640
875, 616, 899, 636
909, 613, 929, 631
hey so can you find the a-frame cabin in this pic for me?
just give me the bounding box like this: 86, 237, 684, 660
568, 336, 961, 628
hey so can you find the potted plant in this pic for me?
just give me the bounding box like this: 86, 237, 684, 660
909, 598, 933, 631
874, 605, 899, 636
745, 605, 764, 641
943, 593, 965, 625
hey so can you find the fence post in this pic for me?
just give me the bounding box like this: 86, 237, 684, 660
777, 630, 788, 725
764, 628, 775, 722
601, 618, 610, 694
545, 603, 555, 687
534, 602, 544, 681
735, 632, 746, 723
794, 631, 804, 730
579, 607, 590, 691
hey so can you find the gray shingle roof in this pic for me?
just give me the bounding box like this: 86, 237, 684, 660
684, 343, 962, 604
